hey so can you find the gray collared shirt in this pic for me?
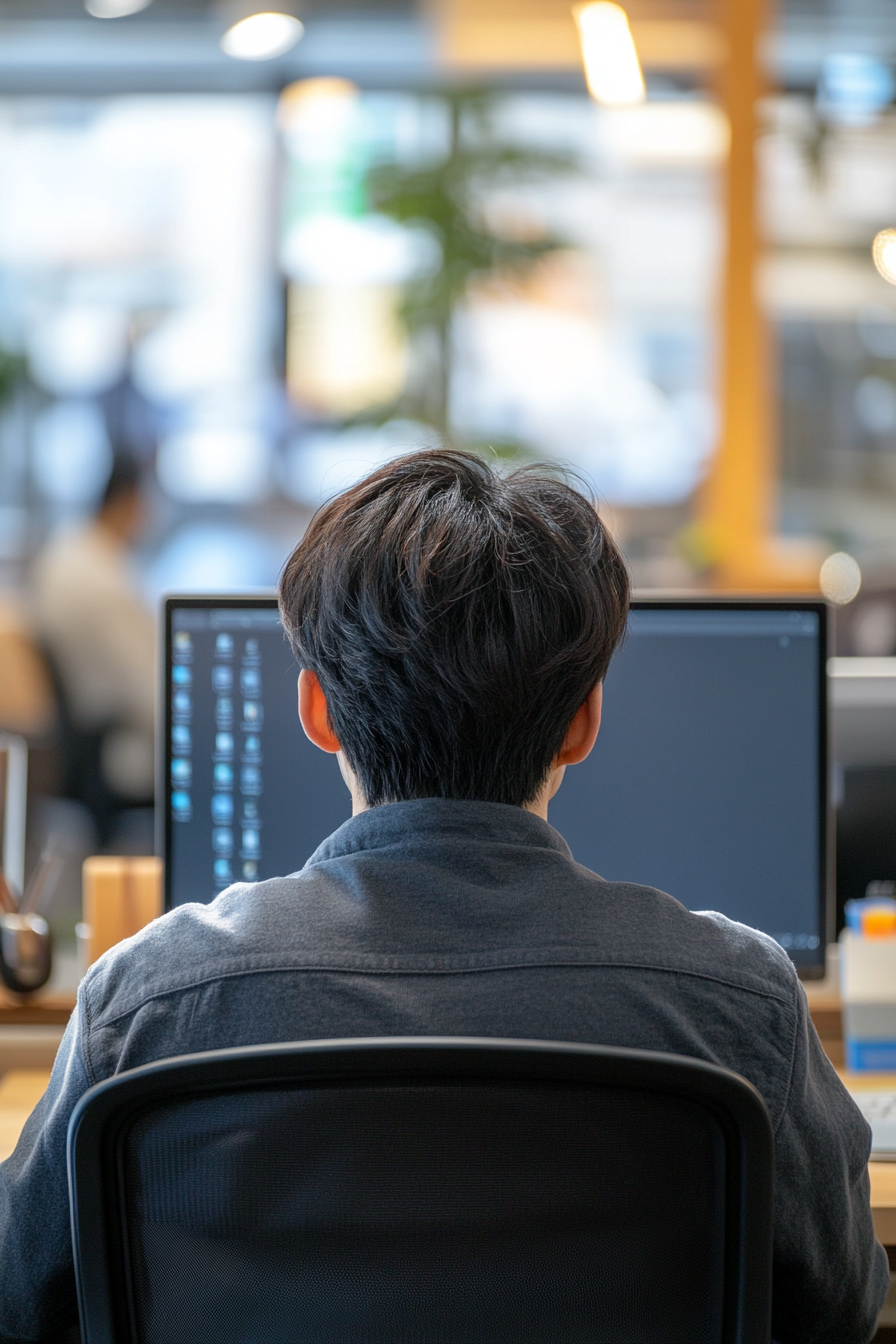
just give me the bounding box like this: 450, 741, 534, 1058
0, 799, 889, 1342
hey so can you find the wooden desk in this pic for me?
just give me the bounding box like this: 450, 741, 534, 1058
0, 989, 76, 1027
0, 1069, 50, 1162
870, 1165, 896, 1248
838, 1071, 896, 1246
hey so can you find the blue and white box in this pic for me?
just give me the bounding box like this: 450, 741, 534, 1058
841, 930, 896, 1072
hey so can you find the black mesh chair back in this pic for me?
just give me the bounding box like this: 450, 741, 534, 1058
67, 1037, 774, 1344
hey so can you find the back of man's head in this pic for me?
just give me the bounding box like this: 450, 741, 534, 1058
279, 449, 629, 808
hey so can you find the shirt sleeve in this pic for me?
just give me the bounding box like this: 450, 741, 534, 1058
0, 999, 92, 1343
771, 976, 890, 1344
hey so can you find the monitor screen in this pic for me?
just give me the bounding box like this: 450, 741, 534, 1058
162, 597, 828, 975
550, 603, 827, 974
162, 598, 351, 913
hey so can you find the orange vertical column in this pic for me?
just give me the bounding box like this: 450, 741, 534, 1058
702, 0, 818, 590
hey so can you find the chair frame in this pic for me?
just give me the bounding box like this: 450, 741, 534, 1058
67, 1037, 774, 1344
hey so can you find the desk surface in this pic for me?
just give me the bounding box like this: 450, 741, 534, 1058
837, 1071, 896, 1244
0, 990, 76, 1026
3, 1066, 896, 1247
0, 1070, 49, 1163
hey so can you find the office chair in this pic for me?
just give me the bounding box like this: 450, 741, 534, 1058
67, 1037, 774, 1344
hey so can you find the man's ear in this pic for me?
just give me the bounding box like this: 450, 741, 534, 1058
555, 683, 603, 767
298, 669, 342, 754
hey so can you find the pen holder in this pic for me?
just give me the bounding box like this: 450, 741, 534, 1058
840, 929, 896, 1071
0, 912, 52, 994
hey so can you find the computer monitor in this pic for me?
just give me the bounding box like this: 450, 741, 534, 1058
829, 657, 896, 768
829, 657, 896, 928
549, 601, 828, 976
161, 596, 829, 977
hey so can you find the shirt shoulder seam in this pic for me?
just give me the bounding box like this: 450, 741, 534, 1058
90, 957, 794, 1030
775, 973, 803, 1137
81, 983, 97, 1088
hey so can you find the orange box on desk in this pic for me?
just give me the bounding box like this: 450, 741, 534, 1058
81, 857, 163, 968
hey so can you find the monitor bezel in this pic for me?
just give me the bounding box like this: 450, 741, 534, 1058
159, 593, 830, 977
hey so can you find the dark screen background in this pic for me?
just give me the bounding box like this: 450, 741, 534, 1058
551, 607, 824, 967
166, 602, 825, 970
167, 604, 351, 909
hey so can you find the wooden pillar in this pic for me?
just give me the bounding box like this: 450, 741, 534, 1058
700, 0, 819, 590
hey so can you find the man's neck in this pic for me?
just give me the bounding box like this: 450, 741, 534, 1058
345, 760, 564, 824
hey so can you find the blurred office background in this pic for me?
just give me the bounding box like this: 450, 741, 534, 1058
0, 0, 894, 948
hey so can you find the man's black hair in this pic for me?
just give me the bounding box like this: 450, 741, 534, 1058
279, 448, 630, 808
99, 454, 142, 513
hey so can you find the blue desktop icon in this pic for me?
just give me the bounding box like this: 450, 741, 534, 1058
213, 665, 234, 692
171, 790, 191, 817
212, 794, 234, 823
172, 665, 192, 686
212, 828, 234, 854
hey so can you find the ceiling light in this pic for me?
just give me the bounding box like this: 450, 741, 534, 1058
573, 2, 645, 107
221, 12, 304, 61
85, 0, 152, 15
872, 229, 896, 286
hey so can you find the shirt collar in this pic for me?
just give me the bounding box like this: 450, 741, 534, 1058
304, 797, 573, 867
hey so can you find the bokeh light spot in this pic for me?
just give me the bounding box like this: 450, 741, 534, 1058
872, 229, 896, 286
819, 552, 862, 605
221, 12, 304, 61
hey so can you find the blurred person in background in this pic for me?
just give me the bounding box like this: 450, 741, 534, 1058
30, 455, 155, 840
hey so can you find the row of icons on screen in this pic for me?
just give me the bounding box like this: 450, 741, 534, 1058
169, 630, 197, 823
213, 633, 265, 890
773, 933, 820, 951
169, 631, 266, 891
